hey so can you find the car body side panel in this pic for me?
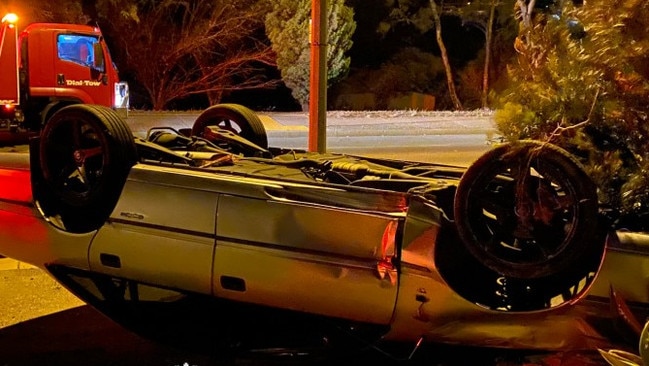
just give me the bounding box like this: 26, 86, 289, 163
0, 201, 94, 269
388, 195, 614, 349
213, 194, 400, 324
109, 167, 221, 234
125, 164, 284, 200
89, 224, 215, 295
388, 264, 614, 349
88, 173, 219, 295
0, 153, 95, 269
588, 237, 649, 304
212, 243, 397, 324
216, 194, 398, 259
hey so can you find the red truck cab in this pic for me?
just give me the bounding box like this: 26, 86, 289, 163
0, 14, 128, 143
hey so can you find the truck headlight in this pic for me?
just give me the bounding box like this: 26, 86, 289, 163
114, 82, 129, 118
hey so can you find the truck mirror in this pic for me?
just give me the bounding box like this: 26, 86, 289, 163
93, 43, 105, 72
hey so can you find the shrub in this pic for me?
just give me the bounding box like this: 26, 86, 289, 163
495, 0, 649, 230
334, 47, 446, 109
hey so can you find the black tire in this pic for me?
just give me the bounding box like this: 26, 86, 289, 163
453, 140, 599, 279
641, 321, 649, 365
38, 104, 137, 233
191, 104, 268, 149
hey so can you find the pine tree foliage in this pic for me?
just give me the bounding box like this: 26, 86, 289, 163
495, 0, 649, 229
265, 0, 356, 110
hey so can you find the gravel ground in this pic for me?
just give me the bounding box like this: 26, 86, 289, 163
0, 268, 84, 328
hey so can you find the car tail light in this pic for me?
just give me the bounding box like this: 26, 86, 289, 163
377, 220, 398, 284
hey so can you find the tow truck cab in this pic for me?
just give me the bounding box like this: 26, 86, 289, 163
0, 13, 128, 139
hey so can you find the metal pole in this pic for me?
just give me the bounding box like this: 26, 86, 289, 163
309, 0, 327, 153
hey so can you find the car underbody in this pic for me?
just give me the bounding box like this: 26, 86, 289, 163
0, 103, 648, 357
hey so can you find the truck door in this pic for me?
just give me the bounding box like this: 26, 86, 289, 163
52, 33, 111, 105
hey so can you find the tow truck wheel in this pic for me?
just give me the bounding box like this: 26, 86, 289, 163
38, 104, 137, 233
453, 140, 599, 279
191, 104, 268, 149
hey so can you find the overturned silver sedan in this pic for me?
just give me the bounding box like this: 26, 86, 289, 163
0, 104, 645, 354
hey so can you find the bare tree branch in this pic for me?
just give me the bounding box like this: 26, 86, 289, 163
99, 0, 277, 110
547, 87, 601, 143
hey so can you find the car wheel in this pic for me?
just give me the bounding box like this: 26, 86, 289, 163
191, 104, 268, 149
38, 104, 137, 233
640, 321, 649, 365
453, 140, 599, 279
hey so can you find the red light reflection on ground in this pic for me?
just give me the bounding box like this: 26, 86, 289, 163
0, 168, 31, 203
0, 205, 50, 263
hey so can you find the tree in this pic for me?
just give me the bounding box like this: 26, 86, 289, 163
333, 47, 445, 109
495, 0, 649, 229
265, 0, 356, 111
380, 0, 463, 110
427, 0, 462, 110
1, 0, 86, 24
459, 0, 518, 108
514, 0, 537, 29
94, 0, 278, 110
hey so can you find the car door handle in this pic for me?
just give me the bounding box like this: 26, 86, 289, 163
99, 253, 121, 268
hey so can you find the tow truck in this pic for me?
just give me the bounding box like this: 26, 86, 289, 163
0, 13, 128, 145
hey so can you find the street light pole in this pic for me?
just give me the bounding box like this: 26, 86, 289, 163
309, 0, 327, 153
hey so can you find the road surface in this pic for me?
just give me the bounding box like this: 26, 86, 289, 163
126, 110, 497, 166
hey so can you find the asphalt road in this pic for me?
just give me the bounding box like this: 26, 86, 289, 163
126, 110, 497, 166
0, 109, 496, 166
124, 110, 498, 137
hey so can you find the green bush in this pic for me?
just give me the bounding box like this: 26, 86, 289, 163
494, 102, 538, 139
265, 0, 355, 110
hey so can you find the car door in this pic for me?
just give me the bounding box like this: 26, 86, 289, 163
88, 166, 217, 295
211, 191, 400, 325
